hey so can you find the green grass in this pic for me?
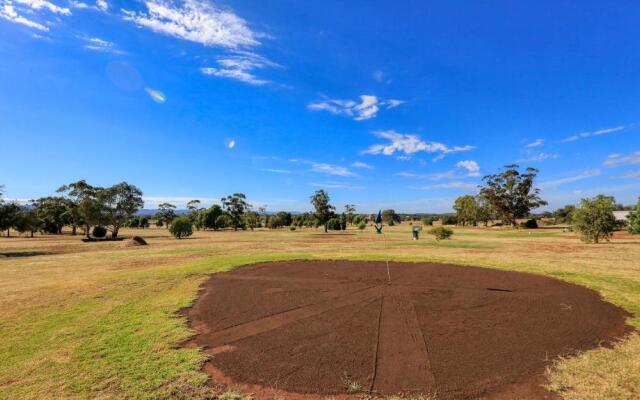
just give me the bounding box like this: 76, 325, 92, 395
0, 226, 639, 399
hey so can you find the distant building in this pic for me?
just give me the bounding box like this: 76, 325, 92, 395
613, 211, 631, 222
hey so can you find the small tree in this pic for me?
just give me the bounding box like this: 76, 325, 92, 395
381, 209, 401, 226
170, 216, 193, 239
201, 204, 223, 230
626, 198, 640, 234
156, 203, 176, 229
344, 204, 356, 225
58, 180, 102, 238
453, 195, 478, 226
310, 190, 335, 233
357, 221, 366, 231
221, 193, 250, 231
187, 200, 202, 229
0, 202, 20, 237
479, 165, 547, 227
14, 207, 42, 237
572, 195, 616, 243
99, 182, 144, 239
245, 211, 261, 230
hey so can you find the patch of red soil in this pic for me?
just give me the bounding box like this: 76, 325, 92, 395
184, 261, 633, 400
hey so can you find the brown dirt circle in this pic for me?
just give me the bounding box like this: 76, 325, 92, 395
184, 261, 633, 400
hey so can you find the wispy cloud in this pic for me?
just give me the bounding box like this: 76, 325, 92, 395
362, 130, 475, 158
14, 0, 70, 15
604, 151, 640, 167
143, 196, 218, 208
562, 125, 626, 143
258, 168, 292, 174
123, 0, 260, 49
311, 181, 364, 190
409, 181, 478, 191
538, 169, 601, 188
1, 1, 49, 30
80, 36, 124, 54
517, 152, 559, 163
526, 139, 544, 148
351, 161, 373, 169
290, 159, 358, 177
70, 0, 107, 12
307, 95, 403, 121
200, 51, 279, 85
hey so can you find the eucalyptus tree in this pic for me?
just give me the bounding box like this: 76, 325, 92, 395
310, 190, 334, 232
58, 180, 102, 238
156, 203, 176, 229
221, 193, 250, 230
479, 165, 547, 227
99, 182, 144, 238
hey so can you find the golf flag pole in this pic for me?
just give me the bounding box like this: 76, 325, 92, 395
375, 210, 391, 284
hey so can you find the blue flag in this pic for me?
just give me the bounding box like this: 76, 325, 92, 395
375, 210, 382, 224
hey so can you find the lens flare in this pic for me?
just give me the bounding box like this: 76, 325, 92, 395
145, 88, 166, 103
226, 139, 236, 149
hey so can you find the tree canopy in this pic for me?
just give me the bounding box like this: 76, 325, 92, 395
310, 190, 335, 232
572, 195, 617, 243
479, 165, 547, 226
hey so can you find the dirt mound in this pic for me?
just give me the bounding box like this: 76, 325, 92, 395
184, 261, 633, 400
121, 236, 147, 247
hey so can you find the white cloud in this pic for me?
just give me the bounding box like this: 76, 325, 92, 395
455, 160, 480, 177
14, 0, 70, 15
307, 95, 403, 121
70, 0, 108, 12
517, 152, 559, 163
562, 125, 626, 143
200, 51, 278, 85
290, 159, 358, 177
604, 151, 640, 167
526, 139, 544, 148
143, 196, 218, 208
80, 36, 124, 54
95, 0, 106, 11
259, 168, 292, 174
1, 1, 49, 30
351, 161, 373, 169
409, 181, 477, 191
311, 182, 364, 190
539, 169, 601, 188
123, 0, 260, 49
362, 130, 475, 157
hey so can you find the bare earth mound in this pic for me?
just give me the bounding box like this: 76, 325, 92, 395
185, 261, 633, 400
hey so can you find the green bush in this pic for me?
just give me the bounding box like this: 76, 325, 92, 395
92, 226, 107, 238
572, 195, 616, 243
521, 219, 538, 229
289, 226, 296, 231
628, 199, 640, 234
428, 226, 453, 241
357, 221, 366, 231
326, 217, 343, 230
169, 216, 193, 239
441, 215, 457, 225
421, 217, 434, 226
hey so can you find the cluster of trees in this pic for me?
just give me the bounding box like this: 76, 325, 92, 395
0, 181, 143, 238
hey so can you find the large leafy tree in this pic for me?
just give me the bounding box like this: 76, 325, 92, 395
310, 190, 335, 232
199, 204, 223, 230
99, 182, 144, 239
156, 203, 176, 229
479, 165, 547, 226
14, 207, 42, 237
58, 180, 102, 238
34, 196, 69, 234
572, 195, 617, 243
453, 195, 478, 226
221, 193, 250, 231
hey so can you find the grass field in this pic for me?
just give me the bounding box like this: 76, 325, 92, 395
0, 226, 639, 400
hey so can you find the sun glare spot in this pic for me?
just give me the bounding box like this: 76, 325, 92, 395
145, 88, 166, 103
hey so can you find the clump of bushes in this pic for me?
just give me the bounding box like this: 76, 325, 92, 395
289, 226, 296, 231
92, 226, 107, 238
428, 226, 454, 241
520, 219, 538, 229
170, 216, 193, 239
357, 221, 366, 231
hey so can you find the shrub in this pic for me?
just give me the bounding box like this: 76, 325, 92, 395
169, 216, 193, 239
428, 226, 453, 241
326, 217, 343, 230
628, 199, 640, 234
289, 226, 296, 231
572, 195, 616, 243
521, 219, 538, 229
421, 217, 434, 226
92, 226, 107, 238
441, 215, 457, 225
215, 214, 232, 229
357, 221, 366, 231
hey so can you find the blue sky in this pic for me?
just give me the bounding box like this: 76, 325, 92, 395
1, 0, 639, 212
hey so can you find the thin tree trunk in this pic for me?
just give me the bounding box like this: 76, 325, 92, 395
71, 225, 77, 235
